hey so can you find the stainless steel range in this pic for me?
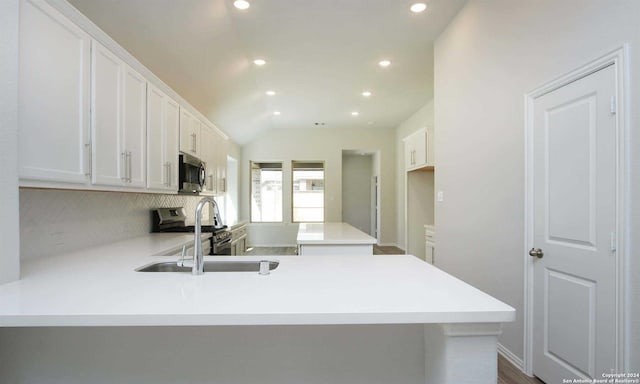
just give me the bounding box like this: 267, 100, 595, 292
152, 207, 231, 255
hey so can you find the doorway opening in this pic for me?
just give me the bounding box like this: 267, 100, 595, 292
341, 150, 380, 242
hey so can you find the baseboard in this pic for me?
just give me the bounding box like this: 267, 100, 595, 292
497, 343, 526, 374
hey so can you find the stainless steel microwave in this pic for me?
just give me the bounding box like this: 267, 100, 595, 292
178, 153, 206, 194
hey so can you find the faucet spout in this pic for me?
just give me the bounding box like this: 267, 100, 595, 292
193, 196, 220, 275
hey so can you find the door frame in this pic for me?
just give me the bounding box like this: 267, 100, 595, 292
523, 45, 628, 376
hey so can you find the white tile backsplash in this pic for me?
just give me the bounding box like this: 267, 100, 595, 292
19, 189, 207, 260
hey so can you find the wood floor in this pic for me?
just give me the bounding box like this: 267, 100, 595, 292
245, 247, 544, 384
373, 245, 405, 254
498, 355, 544, 384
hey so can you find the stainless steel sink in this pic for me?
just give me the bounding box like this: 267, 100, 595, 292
135, 260, 279, 273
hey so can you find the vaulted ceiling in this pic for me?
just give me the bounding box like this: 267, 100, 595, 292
67, 0, 467, 144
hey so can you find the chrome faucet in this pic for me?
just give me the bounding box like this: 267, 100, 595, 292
192, 196, 221, 275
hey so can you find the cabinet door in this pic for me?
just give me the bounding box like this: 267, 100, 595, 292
200, 126, 216, 195
404, 140, 415, 169
19, 0, 91, 184
91, 40, 124, 186
122, 65, 147, 188
413, 130, 427, 167
179, 108, 198, 156
191, 117, 202, 157
165, 98, 180, 190
148, 85, 179, 191
404, 129, 428, 170
146, 85, 165, 190
217, 134, 228, 193
238, 237, 246, 256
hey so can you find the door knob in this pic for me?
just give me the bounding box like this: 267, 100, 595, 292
529, 248, 544, 258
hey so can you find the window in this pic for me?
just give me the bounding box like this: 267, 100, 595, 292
250, 162, 283, 222
292, 161, 324, 223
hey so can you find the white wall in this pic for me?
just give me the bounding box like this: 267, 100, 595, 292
0, 0, 20, 284
395, 101, 434, 250
342, 153, 374, 235
241, 127, 396, 247
434, 0, 640, 368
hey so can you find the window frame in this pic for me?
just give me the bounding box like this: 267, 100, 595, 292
249, 161, 284, 223
291, 160, 326, 223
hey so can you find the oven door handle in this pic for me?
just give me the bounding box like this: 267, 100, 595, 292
216, 238, 232, 246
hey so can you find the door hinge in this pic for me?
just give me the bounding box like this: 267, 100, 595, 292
610, 231, 617, 252
610, 96, 617, 115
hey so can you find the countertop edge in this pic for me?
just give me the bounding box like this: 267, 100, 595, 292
0, 310, 515, 327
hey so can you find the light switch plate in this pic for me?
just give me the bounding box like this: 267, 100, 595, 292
437, 191, 444, 202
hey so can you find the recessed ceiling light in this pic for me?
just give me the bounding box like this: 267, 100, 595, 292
378, 60, 392, 67
351, 111, 360, 116
410, 3, 427, 13
362, 91, 372, 97
234, 0, 250, 10
273, 111, 281, 116
265, 91, 276, 96
253, 59, 266, 66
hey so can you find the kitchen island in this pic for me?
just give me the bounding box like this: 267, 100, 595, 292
296, 222, 377, 255
0, 234, 514, 384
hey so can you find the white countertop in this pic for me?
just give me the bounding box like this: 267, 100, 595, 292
0, 233, 514, 327
297, 222, 377, 245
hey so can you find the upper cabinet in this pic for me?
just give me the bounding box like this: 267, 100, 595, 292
91, 41, 147, 188
404, 129, 431, 171
217, 135, 228, 194
200, 125, 217, 195
179, 109, 202, 158
17, 0, 232, 195
200, 123, 227, 196
18, 0, 91, 185
147, 84, 179, 191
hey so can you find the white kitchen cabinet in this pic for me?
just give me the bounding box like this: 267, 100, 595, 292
122, 65, 147, 188
230, 224, 248, 256
91, 41, 147, 188
147, 84, 179, 192
200, 125, 217, 195
179, 109, 202, 157
200, 123, 228, 196
404, 129, 430, 171
18, 0, 91, 185
424, 225, 435, 265
216, 135, 228, 194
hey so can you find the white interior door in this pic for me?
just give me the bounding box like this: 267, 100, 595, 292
532, 64, 617, 382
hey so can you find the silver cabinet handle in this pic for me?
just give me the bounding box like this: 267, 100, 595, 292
166, 162, 171, 187
164, 162, 168, 187
84, 143, 92, 177
191, 133, 197, 153
529, 248, 544, 259
127, 151, 132, 182
121, 151, 128, 181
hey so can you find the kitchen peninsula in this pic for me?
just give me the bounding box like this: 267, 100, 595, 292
0, 234, 514, 384
296, 222, 377, 255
